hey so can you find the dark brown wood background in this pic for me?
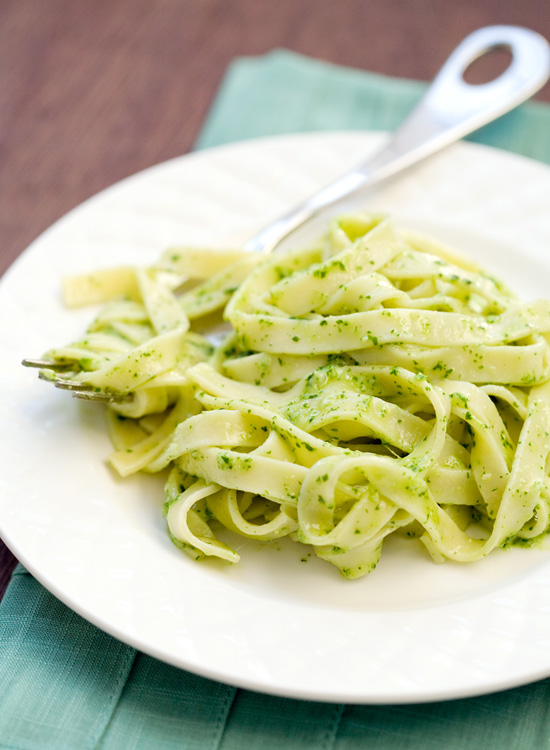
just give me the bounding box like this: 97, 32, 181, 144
1, 0, 550, 599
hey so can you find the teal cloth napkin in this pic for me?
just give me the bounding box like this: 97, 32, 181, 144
196, 49, 550, 161
2, 50, 550, 750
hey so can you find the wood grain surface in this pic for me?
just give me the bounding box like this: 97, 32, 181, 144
1, 0, 550, 599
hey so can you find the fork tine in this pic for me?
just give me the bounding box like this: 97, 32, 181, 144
40, 374, 90, 390
69, 389, 120, 403
47, 378, 129, 403
22, 358, 74, 372
27, 367, 129, 403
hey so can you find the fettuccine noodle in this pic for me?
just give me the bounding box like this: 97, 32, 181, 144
41, 213, 550, 578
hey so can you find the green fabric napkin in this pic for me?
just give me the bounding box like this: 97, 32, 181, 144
2, 49, 550, 750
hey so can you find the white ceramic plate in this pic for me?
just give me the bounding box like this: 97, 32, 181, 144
2, 132, 550, 704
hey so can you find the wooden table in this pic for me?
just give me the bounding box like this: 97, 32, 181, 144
1, 0, 550, 599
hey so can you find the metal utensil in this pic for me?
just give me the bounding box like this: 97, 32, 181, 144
244, 25, 550, 255
23, 25, 550, 401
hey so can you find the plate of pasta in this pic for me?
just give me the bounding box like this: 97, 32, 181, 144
2, 131, 550, 703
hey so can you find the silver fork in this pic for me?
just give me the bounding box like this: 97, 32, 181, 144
23, 25, 550, 403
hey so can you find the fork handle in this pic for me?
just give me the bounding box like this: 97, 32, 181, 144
243, 25, 550, 255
